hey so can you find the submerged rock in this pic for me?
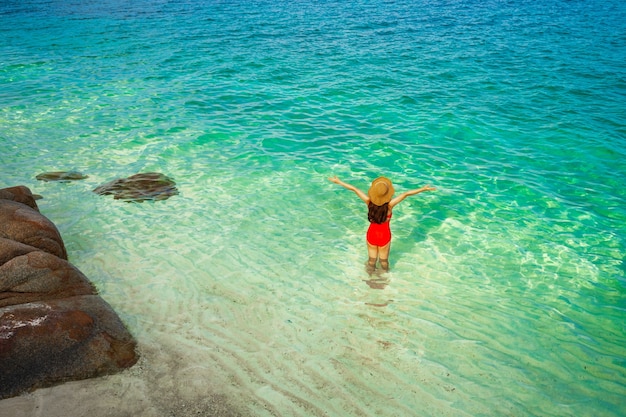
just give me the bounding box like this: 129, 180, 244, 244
36, 171, 89, 182
93, 172, 179, 202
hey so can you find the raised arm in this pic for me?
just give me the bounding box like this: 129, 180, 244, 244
389, 185, 436, 208
328, 176, 370, 203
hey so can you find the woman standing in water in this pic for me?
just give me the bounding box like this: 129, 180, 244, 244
329, 176, 436, 271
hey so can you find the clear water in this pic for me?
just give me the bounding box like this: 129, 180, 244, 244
1, 0, 625, 416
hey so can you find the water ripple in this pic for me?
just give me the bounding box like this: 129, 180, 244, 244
1, 0, 625, 416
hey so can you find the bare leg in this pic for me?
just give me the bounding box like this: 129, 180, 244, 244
378, 242, 391, 271
367, 242, 379, 267
379, 259, 389, 271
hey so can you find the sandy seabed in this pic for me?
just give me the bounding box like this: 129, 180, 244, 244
0, 344, 248, 417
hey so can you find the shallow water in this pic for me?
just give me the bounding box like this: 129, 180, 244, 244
1, 0, 625, 416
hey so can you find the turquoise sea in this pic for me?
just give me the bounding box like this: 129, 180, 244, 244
1, 0, 625, 416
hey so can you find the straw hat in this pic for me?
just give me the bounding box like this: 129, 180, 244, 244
368, 177, 395, 206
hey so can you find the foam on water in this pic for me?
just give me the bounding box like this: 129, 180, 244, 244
1, 0, 625, 416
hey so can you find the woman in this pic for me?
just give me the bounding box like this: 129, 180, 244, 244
329, 176, 436, 271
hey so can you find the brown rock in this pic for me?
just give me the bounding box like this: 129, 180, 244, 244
0, 237, 40, 266
0, 186, 138, 399
0, 246, 97, 308
0, 185, 39, 210
35, 171, 88, 182
93, 172, 179, 202
0, 295, 138, 399
0, 199, 67, 260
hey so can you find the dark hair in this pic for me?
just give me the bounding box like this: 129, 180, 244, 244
368, 202, 389, 224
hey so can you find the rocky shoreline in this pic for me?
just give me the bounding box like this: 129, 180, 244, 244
0, 185, 138, 400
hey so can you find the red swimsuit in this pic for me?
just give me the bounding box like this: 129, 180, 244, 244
366, 213, 392, 246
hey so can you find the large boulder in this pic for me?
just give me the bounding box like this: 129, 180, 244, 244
0, 185, 39, 210
0, 199, 67, 260
0, 295, 138, 399
0, 239, 96, 308
0, 186, 138, 400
